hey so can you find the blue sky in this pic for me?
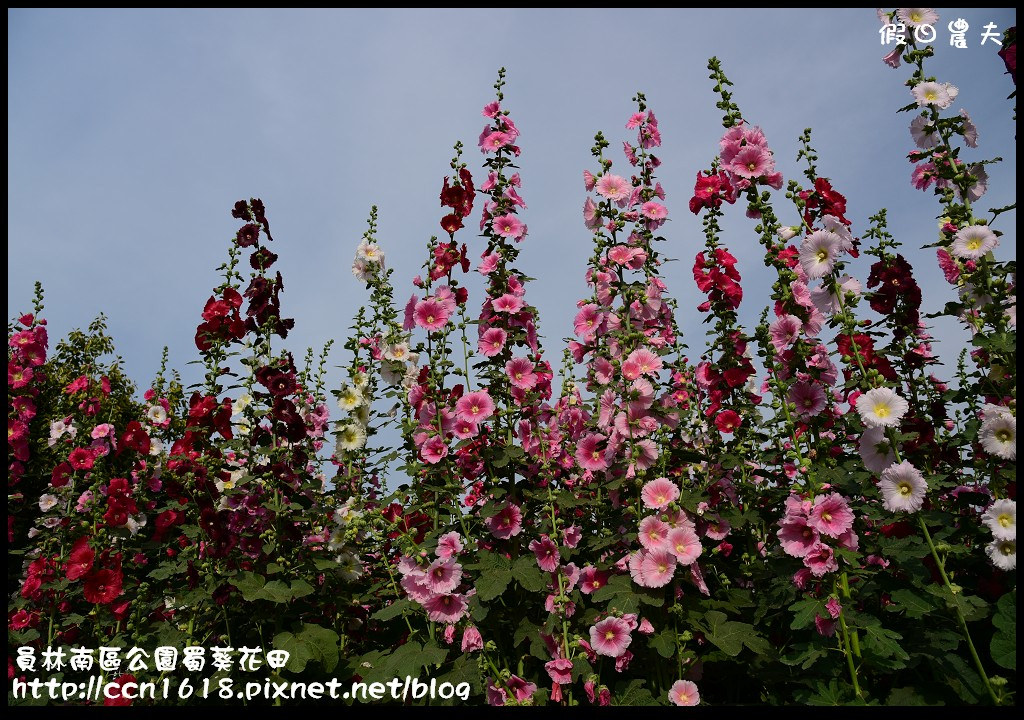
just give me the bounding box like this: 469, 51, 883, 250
7, 8, 1017, 401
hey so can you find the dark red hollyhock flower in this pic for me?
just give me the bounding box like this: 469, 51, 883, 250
66, 536, 95, 581
250, 247, 278, 270
255, 365, 297, 397
83, 568, 123, 604
801, 178, 850, 227
232, 200, 253, 221
715, 409, 742, 433
272, 397, 307, 443
103, 674, 137, 707
118, 421, 151, 455
440, 213, 464, 234
998, 27, 1016, 84
381, 503, 404, 524
689, 170, 736, 214
68, 447, 96, 471
152, 509, 184, 542
236, 223, 261, 248
51, 462, 73, 488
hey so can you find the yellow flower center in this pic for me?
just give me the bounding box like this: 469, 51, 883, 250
873, 404, 890, 418
816, 249, 829, 263
898, 481, 913, 496
999, 513, 1012, 528
966, 238, 981, 251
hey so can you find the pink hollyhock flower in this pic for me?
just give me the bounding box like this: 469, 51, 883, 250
580, 566, 609, 594
482, 101, 500, 118
804, 543, 838, 577
400, 570, 433, 604
529, 535, 561, 572
461, 626, 483, 652
826, 596, 842, 619
545, 658, 573, 686
574, 303, 603, 341
414, 297, 451, 331
729, 145, 774, 179
638, 515, 671, 551
505, 357, 538, 390
478, 252, 500, 275
486, 503, 524, 539
583, 197, 601, 229
492, 293, 524, 314
789, 381, 827, 418
480, 130, 511, 153
626, 347, 663, 377
486, 681, 507, 706
666, 526, 702, 565
436, 532, 464, 559
403, 294, 419, 331
638, 549, 676, 588
425, 558, 462, 594
563, 525, 582, 548
506, 676, 537, 703
595, 174, 631, 202
583, 170, 596, 191
575, 433, 608, 472
452, 418, 479, 440
423, 593, 468, 623
492, 213, 526, 241
478, 327, 507, 357
778, 517, 819, 558
641, 477, 679, 509
769, 314, 802, 352
456, 390, 495, 423
668, 679, 700, 706
809, 493, 855, 538
936, 248, 960, 284
909, 114, 940, 149
641, 201, 668, 221
589, 616, 633, 657
815, 615, 838, 638
420, 435, 448, 464
960, 109, 979, 148
704, 517, 731, 541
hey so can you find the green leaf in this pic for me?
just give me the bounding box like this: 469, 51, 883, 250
788, 598, 821, 629
805, 679, 846, 706
514, 617, 540, 648
512, 555, 546, 592
649, 629, 676, 659
885, 687, 930, 706
371, 598, 413, 622
614, 679, 655, 706
296, 622, 341, 673
863, 624, 910, 661
990, 590, 1015, 670
592, 574, 640, 614
475, 567, 512, 602
259, 579, 292, 603
289, 579, 314, 599
698, 610, 769, 657
889, 588, 935, 618
272, 631, 314, 673
233, 571, 266, 601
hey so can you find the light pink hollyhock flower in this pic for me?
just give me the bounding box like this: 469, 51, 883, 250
641, 201, 668, 221
436, 531, 464, 559
879, 461, 928, 513
592, 356, 614, 385
478, 327, 507, 357
626, 347, 662, 377
641, 477, 679, 510
912, 81, 954, 109
666, 526, 702, 565
638, 618, 655, 635
778, 517, 819, 558
638, 515, 671, 550
403, 294, 418, 331
909, 114, 940, 149
400, 569, 433, 603
423, 593, 468, 623
505, 185, 527, 209
590, 617, 633, 657
951, 224, 998, 260
911, 161, 937, 191
563, 524, 582, 548
769, 314, 802, 352
486, 503, 524, 539
625, 112, 646, 129
960, 109, 979, 148
420, 435, 448, 464
856, 387, 909, 428
804, 543, 838, 577
461, 626, 483, 652
789, 381, 827, 419
456, 390, 495, 423
809, 493, 855, 538
859, 426, 897, 474
492, 213, 526, 241
529, 535, 561, 572
583, 170, 597, 191
414, 297, 451, 331
595, 174, 631, 202
574, 304, 603, 341
575, 433, 608, 472
882, 45, 902, 69
482, 100, 500, 118
837, 529, 859, 551
478, 252, 500, 275
799, 230, 843, 280
562, 562, 581, 592
636, 550, 676, 588
425, 558, 462, 594
583, 197, 601, 230
505, 357, 538, 390
897, 7, 939, 28
580, 566, 609, 594
668, 680, 700, 707
729, 145, 774, 179
492, 293, 524, 314
615, 650, 633, 672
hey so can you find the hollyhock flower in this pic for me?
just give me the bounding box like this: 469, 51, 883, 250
492, 294, 524, 314
641, 201, 668, 221
580, 566, 609, 594
480, 130, 511, 153
478, 327, 507, 357
492, 213, 526, 241
632, 550, 675, 588
461, 626, 483, 652
769, 315, 803, 352
789, 382, 827, 418
506, 676, 537, 703
666, 527, 701, 565
804, 543, 838, 577
625, 347, 662, 377
909, 115, 940, 149
728, 145, 774, 179
799, 230, 843, 280
83, 569, 123, 604
595, 174, 631, 202
583, 169, 597, 191
951, 224, 999, 260
982, 499, 1016, 541
545, 658, 573, 686
960, 164, 988, 203
715, 410, 741, 434
423, 593, 468, 623
980, 413, 1016, 460
960, 109, 979, 148
505, 357, 538, 390
38, 494, 58, 512
859, 426, 897, 474
425, 558, 462, 594
641, 477, 679, 510
337, 423, 367, 452
856, 387, 909, 428
911, 162, 937, 190
68, 447, 96, 471
583, 197, 601, 230
456, 390, 495, 423
638, 515, 671, 551
986, 539, 1016, 571
779, 517, 819, 558
414, 297, 451, 331
486, 681, 507, 707
478, 252, 500, 275
668, 680, 700, 707
486, 503, 523, 539
897, 7, 939, 27
589, 616, 632, 657
935, 247, 961, 283
575, 433, 609, 472
879, 461, 928, 513
563, 525, 582, 548
809, 493, 855, 538
420, 435, 449, 464
529, 535, 561, 572
337, 385, 365, 411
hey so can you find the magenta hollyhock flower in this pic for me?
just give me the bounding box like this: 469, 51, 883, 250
641, 477, 679, 510
486, 681, 507, 706
414, 297, 451, 331
589, 616, 633, 657
492, 213, 526, 241
506, 676, 537, 703
420, 435, 449, 464
575, 433, 608, 472
461, 626, 483, 652
456, 390, 495, 423
563, 524, 582, 548
486, 503, 524, 539
425, 558, 462, 594
529, 535, 561, 572
478, 252, 499, 274
809, 493, 855, 538
815, 614, 838, 637
436, 532, 464, 559
715, 410, 741, 434
804, 543, 838, 577
579, 567, 609, 595
778, 517, 819, 558
480, 130, 511, 153
423, 593, 468, 623
595, 173, 631, 202
638, 549, 676, 588
936, 248, 961, 284
668, 680, 700, 706
505, 357, 538, 390
68, 447, 96, 471
638, 515, 671, 551
478, 327, 507, 357
452, 418, 478, 440
666, 526, 702, 565
492, 293, 524, 314
789, 381, 827, 418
